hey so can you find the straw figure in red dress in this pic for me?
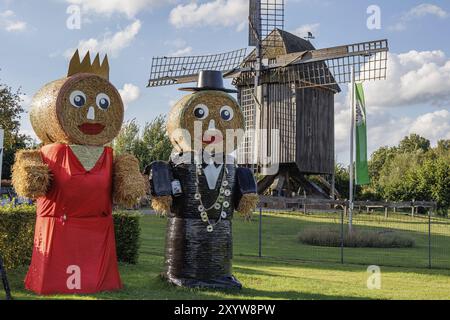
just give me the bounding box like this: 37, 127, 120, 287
12, 50, 146, 295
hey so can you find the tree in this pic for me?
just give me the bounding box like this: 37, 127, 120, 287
334, 164, 349, 199
335, 132, 448, 212
435, 140, 450, 157
2, 135, 32, 180
0, 80, 32, 180
368, 146, 396, 183
367, 136, 449, 215
377, 152, 423, 202
140, 115, 173, 168
398, 134, 430, 153
417, 156, 450, 214
113, 119, 140, 156
430, 157, 450, 214
113, 116, 173, 172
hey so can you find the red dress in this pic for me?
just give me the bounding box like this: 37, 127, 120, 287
25, 143, 123, 294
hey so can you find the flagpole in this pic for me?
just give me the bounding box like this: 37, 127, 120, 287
349, 67, 355, 233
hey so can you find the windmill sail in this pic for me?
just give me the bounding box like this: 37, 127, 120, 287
233, 38, 388, 90
148, 0, 287, 88
148, 49, 247, 87
248, 0, 261, 46
273, 39, 389, 83
233, 30, 388, 170
249, 0, 284, 48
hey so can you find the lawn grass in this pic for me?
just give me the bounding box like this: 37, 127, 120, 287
1, 212, 449, 300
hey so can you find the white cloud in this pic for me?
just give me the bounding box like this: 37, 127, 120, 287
363, 50, 450, 108
0, 10, 27, 32
65, 0, 173, 18
65, 20, 141, 58
366, 109, 450, 152
119, 83, 141, 110
169, 0, 247, 31
335, 49, 450, 163
5, 20, 26, 32
406, 3, 448, 19
164, 38, 193, 56
335, 106, 450, 163
390, 3, 448, 31
170, 46, 193, 56
292, 23, 320, 38
408, 110, 450, 141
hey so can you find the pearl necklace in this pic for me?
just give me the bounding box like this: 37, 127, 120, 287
194, 163, 232, 233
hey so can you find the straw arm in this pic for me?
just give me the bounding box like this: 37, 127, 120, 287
151, 196, 172, 217
237, 193, 259, 221
148, 161, 174, 217
235, 167, 259, 221
11, 149, 51, 199
112, 153, 146, 208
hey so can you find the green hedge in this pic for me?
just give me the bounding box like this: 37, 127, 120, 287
0, 205, 141, 269
113, 211, 141, 265
0, 205, 35, 269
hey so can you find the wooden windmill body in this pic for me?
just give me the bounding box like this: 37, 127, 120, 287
233, 29, 339, 196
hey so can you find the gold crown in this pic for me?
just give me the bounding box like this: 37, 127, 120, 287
67, 50, 109, 80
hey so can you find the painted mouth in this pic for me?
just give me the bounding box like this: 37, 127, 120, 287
202, 134, 223, 145
78, 123, 105, 135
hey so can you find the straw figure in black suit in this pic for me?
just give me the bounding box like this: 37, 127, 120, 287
150, 70, 258, 289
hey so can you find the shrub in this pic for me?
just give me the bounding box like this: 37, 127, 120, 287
0, 204, 35, 269
113, 211, 141, 264
298, 227, 415, 248
0, 205, 142, 269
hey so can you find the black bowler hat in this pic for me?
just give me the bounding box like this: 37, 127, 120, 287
179, 70, 238, 93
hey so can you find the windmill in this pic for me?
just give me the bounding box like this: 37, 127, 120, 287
148, 0, 388, 200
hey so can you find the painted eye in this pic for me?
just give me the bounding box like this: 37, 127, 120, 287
69, 90, 86, 108
193, 104, 209, 119
220, 106, 234, 121
96, 93, 110, 110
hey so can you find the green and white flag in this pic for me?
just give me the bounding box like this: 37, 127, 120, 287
354, 84, 370, 185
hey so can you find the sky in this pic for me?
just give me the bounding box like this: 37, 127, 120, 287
1, 0, 449, 164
